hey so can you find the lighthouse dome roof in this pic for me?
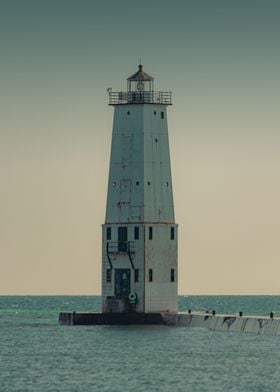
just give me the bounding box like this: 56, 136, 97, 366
127, 64, 154, 81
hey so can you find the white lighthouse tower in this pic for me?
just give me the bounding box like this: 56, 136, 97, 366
102, 64, 178, 314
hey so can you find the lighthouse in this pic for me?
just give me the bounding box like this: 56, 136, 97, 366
59, 66, 278, 332
102, 65, 178, 313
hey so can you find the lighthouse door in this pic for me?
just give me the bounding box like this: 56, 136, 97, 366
115, 269, 131, 298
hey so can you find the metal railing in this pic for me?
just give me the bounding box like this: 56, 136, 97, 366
109, 91, 172, 105
107, 241, 135, 254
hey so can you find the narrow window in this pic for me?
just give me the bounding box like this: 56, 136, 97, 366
136, 181, 139, 186
171, 269, 175, 282
134, 269, 139, 282
153, 111, 157, 115
107, 227, 111, 240
134, 226, 139, 240
118, 227, 127, 252
106, 269, 112, 283
127, 111, 130, 115
147, 181, 151, 186
161, 111, 164, 119
149, 226, 153, 240
149, 269, 153, 282
170, 227, 175, 240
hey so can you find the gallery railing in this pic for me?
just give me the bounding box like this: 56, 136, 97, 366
109, 91, 172, 105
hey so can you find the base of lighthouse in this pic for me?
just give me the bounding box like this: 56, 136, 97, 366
102, 223, 178, 314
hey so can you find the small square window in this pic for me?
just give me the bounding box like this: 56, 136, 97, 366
127, 111, 130, 115
149, 269, 153, 282
161, 112, 164, 119
106, 269, 112, 283
154, 111, 157, 115
170, 227, 175, 240
149, 226, 153, 240
171, 269, 175, 282
134, 269, 139, 282
136, 181, 139, 186
107, 227, 111, 240
147, 181, 151, 186
134, 226, 139, 240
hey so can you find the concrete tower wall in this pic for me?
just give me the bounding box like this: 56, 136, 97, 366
105, 104, 174, 224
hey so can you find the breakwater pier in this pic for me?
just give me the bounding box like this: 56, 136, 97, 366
59, 311, 280, 335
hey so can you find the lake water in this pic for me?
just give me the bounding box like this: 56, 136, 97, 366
1, 296, 280, 391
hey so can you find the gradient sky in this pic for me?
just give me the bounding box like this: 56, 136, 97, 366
1, 0, 279, 294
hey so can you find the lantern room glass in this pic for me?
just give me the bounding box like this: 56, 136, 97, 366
127, 79, 154, 92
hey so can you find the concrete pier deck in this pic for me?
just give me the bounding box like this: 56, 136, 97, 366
59, 311, 280, 335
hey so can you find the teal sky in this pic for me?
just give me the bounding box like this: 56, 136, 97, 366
1, 0, 280, 294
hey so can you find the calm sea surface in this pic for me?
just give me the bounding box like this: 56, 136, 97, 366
1, 296, 280, 392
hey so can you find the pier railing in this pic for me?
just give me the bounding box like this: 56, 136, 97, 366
109, 91, 172, 105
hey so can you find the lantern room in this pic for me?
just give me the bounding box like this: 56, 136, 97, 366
127, 64, 154, 92
108, 64, 172, 105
